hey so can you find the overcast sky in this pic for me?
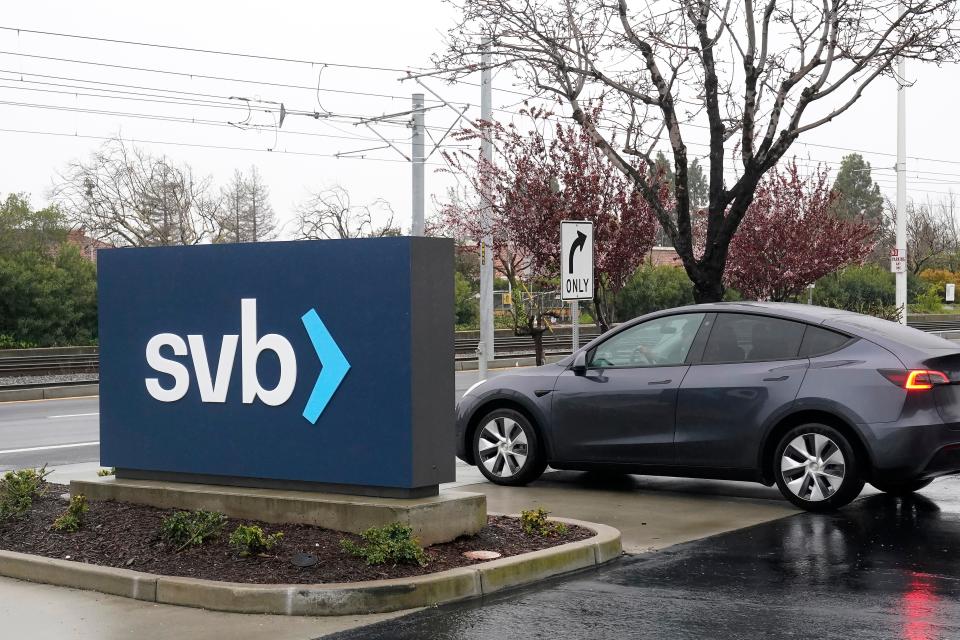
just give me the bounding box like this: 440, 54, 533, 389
1, 1, 958, 239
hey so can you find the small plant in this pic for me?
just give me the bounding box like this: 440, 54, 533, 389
159, 510, 227, 551
228, 524, 284, 557
0, 334, 38, 350
340, 522, 427, 567
0, 466, 50, 521
96, 468, 115, 477
520, 508, 569, 538
52, 494, 89, 533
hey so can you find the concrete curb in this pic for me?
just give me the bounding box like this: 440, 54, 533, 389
0, 383, 99, 403
0, 518, 621, 616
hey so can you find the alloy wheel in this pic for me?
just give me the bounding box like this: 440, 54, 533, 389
477, 416, 529, 478
780, 433, 846, 502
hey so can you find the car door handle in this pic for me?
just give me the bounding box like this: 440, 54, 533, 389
648, 379, 672, 385
763, 375, 790, 382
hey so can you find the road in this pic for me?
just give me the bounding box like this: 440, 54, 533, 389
0, 369, 509, 472
329, 477, 960, 640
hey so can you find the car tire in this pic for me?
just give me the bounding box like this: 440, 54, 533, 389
871, 478, 934, 496
472, 408, 547, 486
773, 423, 865, 512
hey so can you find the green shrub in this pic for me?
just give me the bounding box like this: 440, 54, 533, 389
159, 510, 227, 551
96, 468, 115, 477
454, 271, 479, 327
228, 524, 284, 557
616, 266, 695, 320
0, 334, 37, 349
340, 522, 427, 567
52, 494, 89, 533
911, 287, 945, 314
520, 507, 569, 538
0, 466, 49, 521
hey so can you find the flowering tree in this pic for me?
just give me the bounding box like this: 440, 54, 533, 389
437, 0, 960, 303
442, 106, 657, 362
723, 162, 876, 301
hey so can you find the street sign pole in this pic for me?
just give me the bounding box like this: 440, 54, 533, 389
895, 0, 908, 325
571, 300, 579, 351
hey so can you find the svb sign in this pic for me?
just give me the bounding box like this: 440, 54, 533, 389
98, 237, 454, 498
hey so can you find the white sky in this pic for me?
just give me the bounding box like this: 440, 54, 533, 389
1, 1, 958, 238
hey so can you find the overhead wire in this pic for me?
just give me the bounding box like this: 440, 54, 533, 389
0, 25, 416, 73
0, 126, 450, 166
2, 26, 957, 192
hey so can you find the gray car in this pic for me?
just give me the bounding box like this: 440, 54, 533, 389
455, 302, 960, 511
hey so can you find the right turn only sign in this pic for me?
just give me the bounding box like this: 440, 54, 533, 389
560, 220, 594, 301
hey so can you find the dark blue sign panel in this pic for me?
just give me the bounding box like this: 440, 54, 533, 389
98, 237, 454, 496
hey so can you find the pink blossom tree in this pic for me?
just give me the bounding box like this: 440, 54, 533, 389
442, 106, 658, 362
723, 161, 876, 301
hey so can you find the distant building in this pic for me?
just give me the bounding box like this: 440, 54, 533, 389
650, 246, 682, 267
66, 230, 113, 263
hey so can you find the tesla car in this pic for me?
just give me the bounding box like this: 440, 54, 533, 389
455, 302, 960, 511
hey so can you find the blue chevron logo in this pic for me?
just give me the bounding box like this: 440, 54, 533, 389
301, 308, 351, 424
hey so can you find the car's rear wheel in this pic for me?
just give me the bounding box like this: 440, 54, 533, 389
871, 478, 934, 496
773, 423, 864, 511
472, 408, 547, 486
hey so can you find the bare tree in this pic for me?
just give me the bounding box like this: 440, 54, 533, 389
217, 169, 247, 243
246, 167, 277, 242
215, 167, 278, 243
54, 138, 221, 247
295, 186, 399, 239
884, 196, 958, 274
436, 0, 959, 301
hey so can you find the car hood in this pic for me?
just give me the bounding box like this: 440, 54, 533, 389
463, 362, 566, 398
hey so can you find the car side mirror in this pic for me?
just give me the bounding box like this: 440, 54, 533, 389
572, 351, 588, 376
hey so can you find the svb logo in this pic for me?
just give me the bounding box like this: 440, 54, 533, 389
144, 299, 350, 424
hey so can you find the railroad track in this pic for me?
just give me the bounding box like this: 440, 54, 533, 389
0, 353, 99, 378
3, 318, 960, 383
454, 333, 600, 359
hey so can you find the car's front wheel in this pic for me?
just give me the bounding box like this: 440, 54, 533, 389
472, 408, 547, 486
773, 423, 864, 511
871, 478, 934, 496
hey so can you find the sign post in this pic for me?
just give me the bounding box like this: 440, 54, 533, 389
560, 221, 594, 350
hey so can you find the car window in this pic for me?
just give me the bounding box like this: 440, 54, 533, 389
590, 313, 705, 368
702, 314, 805, 363
799, 326, 852, 357
831, 314, 957, 349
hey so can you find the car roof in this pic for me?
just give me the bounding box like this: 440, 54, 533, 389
643, 301, 851, 325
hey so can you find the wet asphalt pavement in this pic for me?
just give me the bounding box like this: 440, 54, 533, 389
328, 477, 960, 640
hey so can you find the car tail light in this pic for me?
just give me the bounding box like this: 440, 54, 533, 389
879, 369, 950, 390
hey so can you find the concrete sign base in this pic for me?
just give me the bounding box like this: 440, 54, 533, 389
71, 476, 486, 546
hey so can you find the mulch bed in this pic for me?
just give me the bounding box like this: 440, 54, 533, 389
0, 484, 591, 584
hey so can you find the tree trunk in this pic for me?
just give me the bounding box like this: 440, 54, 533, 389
592, 290, 610, 332
531, 328, 546, 366
692, 273, 725, 303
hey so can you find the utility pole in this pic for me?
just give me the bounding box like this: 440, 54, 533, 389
895, 1, 908, 325
411, 93, 425, 236
479, 42, 495, 376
